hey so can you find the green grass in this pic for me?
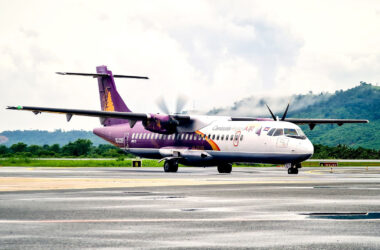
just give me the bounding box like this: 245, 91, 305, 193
0, 158, 378, 167
0, 158, 164, 167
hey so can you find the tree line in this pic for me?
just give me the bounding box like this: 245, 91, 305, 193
0, 139, 378, 159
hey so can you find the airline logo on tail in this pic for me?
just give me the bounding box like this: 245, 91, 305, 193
103, 88, 115, 111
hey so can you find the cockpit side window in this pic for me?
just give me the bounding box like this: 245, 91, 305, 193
267, 128, 276, 136
284, 128, 298, 136
273, 128, 284, 136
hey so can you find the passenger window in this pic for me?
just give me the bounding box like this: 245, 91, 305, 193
225, 135, 229, 140
216, 135, 220, 140
240, 135, 244, 141
221, 135, 224, 140
230, 135, 234, 141
189, 134, 193, 140
181, 134, 184, 140
184, 134, 188, 140
235, 134, 239, 140
138, 133, 142, 139
212, 134, 215, 140
159, 134, 163, 139
267, 128, 276, 136
273, 128, 284, 136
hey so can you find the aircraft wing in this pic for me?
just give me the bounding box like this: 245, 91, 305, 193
6, 105, 193, 132
230, 116, 368, 130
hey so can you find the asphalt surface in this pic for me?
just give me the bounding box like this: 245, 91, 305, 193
0, 166, 380, 249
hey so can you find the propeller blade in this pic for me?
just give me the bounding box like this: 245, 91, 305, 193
281, 103, 290, 121
156, 96, 170, 114
266, 104, 277, 121
175, 95, 188, 114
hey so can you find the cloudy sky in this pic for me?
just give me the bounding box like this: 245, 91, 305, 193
1, 0, 379, 131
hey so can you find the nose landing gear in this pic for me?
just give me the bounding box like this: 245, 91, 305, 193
287, 163, 301, 175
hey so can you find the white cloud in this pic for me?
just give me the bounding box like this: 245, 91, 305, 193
0, 0, 379, 131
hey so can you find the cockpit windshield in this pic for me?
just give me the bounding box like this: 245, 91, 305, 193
268, 128, 306, 139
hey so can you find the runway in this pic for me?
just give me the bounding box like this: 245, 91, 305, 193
0, 166, 380, 249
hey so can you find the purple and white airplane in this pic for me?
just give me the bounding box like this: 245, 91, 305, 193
7, 66, 368, 174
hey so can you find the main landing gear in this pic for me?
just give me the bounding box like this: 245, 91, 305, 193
217, 163, 232, 174
164, 160, 178, 173
288, 163, 301, 175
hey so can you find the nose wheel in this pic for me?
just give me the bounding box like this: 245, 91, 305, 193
287, 163, 301, 175
288, 167, 298, 174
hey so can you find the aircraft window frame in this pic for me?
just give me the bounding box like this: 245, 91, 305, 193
267, 128, 276, 136
273, 128, 284, 136
284, 128, 298, 136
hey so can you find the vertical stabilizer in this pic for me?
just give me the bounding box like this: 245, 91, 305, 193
96, 65, 131, 126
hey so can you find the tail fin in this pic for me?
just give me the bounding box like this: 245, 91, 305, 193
56, 65, 148, 126
96, 65, 131, 126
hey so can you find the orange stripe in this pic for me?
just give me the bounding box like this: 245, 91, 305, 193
196, 131, 220, 151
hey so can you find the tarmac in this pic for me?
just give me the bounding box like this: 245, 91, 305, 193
0, 166, 380, 249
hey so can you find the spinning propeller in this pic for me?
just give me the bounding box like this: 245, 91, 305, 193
156, 95, 189, 115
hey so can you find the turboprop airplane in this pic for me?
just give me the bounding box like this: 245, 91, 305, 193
7, 65, 369, 174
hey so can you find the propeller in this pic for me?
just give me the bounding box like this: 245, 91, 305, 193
266, 103, 290, 121
156, 95, 189, 115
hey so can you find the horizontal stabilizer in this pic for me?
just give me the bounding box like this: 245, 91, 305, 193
56, 72, 149, 79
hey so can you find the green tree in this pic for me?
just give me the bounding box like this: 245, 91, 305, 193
10, 142, 27, 153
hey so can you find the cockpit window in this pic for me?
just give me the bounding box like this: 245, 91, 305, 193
286, 128, 306, 139
273, 128, 284, 136
284, 128, 298, 136
267, 128, 276, 136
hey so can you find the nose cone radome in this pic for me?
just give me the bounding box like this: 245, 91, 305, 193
304, 139, 314, 157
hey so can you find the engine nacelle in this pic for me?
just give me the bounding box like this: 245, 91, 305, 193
142, 114, 178, 134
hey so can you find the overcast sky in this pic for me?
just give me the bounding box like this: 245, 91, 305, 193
1, 0, 379, 131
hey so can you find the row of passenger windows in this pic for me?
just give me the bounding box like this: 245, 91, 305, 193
131, 133, 244, 141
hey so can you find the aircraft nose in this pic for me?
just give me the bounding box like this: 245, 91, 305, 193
304, 139, 314, 156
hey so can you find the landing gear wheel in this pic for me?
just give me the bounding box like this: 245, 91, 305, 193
217, 163, 232, 174
164, 161, 178, 173
288, 167, 298, 175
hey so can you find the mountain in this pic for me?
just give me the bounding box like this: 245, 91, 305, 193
208, 82, 380, 149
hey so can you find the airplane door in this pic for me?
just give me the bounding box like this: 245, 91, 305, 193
124, 132, 129, 149
233, 131, 241, 147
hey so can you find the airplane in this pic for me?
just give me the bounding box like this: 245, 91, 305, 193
7, 65, 369, 174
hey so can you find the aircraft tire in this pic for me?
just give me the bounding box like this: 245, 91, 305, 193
164, 161, 178, 173
288, 168, 299, 175
217, 163, 232, 174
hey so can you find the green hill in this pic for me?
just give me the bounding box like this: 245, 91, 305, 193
289, 82, 379, 149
